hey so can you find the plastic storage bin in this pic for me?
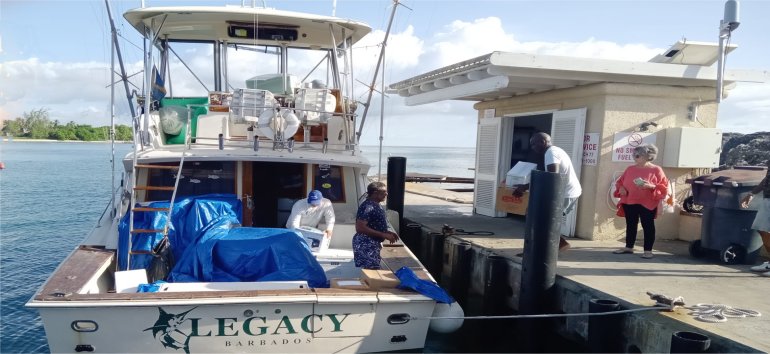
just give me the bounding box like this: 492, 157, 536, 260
687, 166, 767, 264
161, 97, 209, 144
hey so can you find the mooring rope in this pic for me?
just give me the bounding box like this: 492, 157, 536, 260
412, 306, 668, 321
452, 229, 494, 236
415, 293, 761, 323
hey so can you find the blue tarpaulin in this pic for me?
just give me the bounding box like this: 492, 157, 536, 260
119, 193, 327, 287
118, 194, 242, 270
395, 266, 453, 303
169, 224, 327, 288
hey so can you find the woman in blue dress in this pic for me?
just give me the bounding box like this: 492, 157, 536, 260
353, 182, 399, 269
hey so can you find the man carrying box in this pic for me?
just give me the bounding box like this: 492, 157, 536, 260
286, 190, 336, 239
513, 132, 582, 251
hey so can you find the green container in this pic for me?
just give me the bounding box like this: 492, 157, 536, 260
161, 97, 209, 144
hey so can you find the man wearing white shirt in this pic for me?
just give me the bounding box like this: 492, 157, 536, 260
514, 132, 582, 251
286, 190, 336, 238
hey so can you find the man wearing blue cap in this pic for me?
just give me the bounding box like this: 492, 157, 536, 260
286, 190, 336, 238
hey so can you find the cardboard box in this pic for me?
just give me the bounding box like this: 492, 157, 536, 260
496, 186, 529, 215
360, 269, 400, 290
208, 91, 232, 112
330, 278, 370, 291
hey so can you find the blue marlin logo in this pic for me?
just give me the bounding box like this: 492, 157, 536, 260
144, 307, 197, 353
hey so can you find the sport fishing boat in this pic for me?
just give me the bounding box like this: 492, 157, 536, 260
26, 3, 448, 353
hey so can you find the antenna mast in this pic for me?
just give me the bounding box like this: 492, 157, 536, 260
716, 0, 740, 102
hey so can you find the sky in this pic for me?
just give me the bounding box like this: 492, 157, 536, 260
1, 0, 768, 147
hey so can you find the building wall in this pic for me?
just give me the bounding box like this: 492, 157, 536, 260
474, 82, 720, 241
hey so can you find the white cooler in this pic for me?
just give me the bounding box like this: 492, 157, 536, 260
295, 226, 330, 252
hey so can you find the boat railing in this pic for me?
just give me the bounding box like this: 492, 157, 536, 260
153, 103, 360, 155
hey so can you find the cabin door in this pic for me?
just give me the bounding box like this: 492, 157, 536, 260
474, 117, 504, 217
250, 162, 306, 228
550, 108, 587, 237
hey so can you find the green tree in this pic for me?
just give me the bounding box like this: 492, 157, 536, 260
49, 128, 77, 140
74, 125, 98, 141
115, 125, 133, 141
2, 118, 25, 136
25, 108, 53, 139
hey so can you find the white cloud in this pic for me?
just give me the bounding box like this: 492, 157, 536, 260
1, 15, 766, 144
717, 82, 770, 134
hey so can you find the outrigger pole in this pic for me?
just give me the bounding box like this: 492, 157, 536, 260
105, 0, 137, 217
355, 0, 409, 144
104, 0, 137, 120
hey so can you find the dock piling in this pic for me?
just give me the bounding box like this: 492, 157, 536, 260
386, 156, 406, 233
670, 331, 711, 353
402, 223, 422, 254
588, 299, 623, 353
517, 170, 565, 352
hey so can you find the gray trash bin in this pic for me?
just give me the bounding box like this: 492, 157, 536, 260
686, 166, 767, 264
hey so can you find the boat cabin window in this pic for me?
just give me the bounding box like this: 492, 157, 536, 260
146, 161, 236, 201
313, 164, 345, 202
159, 41, 332, 98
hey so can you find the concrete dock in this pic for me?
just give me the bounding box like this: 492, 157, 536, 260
401, 186, 769, 352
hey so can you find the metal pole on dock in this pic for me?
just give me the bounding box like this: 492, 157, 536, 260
386, 156, 406, 233
517, 170, 565, 352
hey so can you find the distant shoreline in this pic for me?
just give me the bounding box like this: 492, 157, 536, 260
1, 138, 131, 144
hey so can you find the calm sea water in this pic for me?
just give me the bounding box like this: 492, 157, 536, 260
0, 141, 475, 353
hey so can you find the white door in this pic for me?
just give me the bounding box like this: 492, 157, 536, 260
550, 108, 587, 236
474, 117, 504, 217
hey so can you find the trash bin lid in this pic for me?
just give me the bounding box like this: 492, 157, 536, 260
686, 166, 767, 187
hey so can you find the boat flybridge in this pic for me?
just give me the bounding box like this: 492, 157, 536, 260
26, 4, 447, 353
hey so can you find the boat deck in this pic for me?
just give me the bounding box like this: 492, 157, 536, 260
402, 188, 770, 352
33, 244, 430, 303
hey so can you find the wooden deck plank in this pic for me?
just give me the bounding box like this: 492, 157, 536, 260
380, 244, 422, 270
36, 247, 114, 300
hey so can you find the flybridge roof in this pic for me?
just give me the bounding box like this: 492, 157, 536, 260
123, 6, 372, 49
389, 50, 769, 106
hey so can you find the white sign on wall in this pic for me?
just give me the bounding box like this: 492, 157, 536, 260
483, 109, 496, 119
612, 132, 657, 162
582, 133, 599, 166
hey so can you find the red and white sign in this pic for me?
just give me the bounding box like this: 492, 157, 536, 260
612, 132, 656, 162
582, 133, 599, 166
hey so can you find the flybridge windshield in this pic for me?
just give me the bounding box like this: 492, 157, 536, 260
160, 41, 333, 97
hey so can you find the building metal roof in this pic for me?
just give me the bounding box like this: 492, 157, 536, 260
389, 49, 769, 106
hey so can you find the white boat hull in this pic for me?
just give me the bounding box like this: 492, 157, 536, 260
37, 296, 434, 353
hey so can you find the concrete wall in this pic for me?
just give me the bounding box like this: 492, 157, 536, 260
473, 83, 721, 241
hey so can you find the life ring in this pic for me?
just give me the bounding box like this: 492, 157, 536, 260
258, 108, 300, 140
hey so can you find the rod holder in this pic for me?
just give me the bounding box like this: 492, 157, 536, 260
218, 134, 224, 150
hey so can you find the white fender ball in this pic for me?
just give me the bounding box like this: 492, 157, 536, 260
429, 301, 464, 333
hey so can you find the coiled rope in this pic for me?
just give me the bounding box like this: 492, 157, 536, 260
646, 292, 762, 323
685, 304, 762, 323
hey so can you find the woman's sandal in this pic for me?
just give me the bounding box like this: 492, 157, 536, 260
613, 248, 633, 254
641, 252, 654, 259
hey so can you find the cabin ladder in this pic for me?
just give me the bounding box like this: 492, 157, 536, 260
125, 110, 192, 270
126, 161, 185, 261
